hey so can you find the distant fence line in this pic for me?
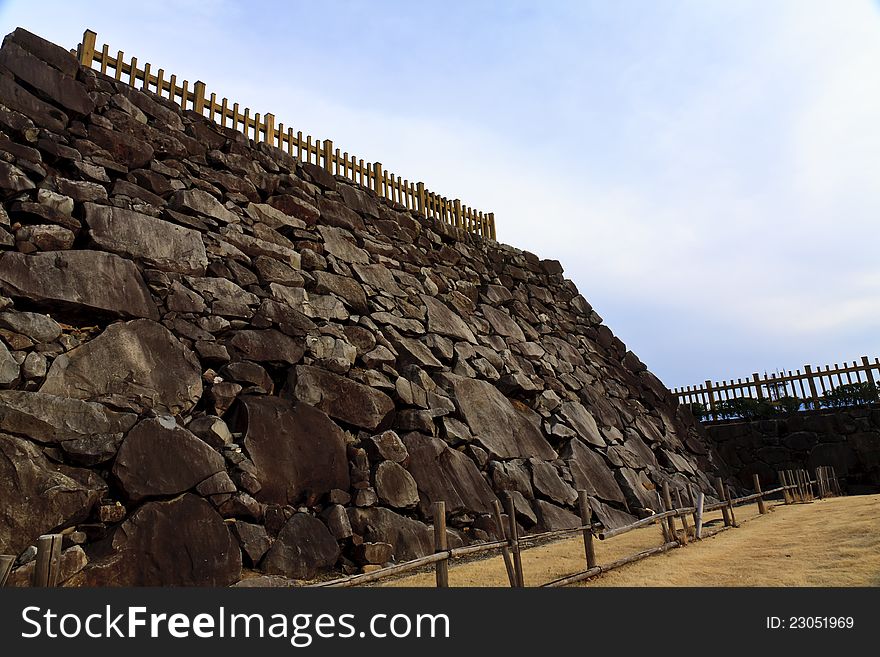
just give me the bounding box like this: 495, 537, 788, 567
673, 355, 880, 420
73, 29, 496, 240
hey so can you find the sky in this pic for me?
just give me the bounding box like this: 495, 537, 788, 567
1, 0, 878, 390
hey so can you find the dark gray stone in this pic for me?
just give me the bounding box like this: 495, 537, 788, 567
0, 250, 158, 320
454, 377, 557, 459
262, 513, 340, 580
40, 319, 202, 415
235, 395, 349, 506
112, 417, 226, 502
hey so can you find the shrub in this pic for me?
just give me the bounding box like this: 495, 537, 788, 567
820, 382, 879, 408
687, 402, 709, 421
774, 395, 804, 415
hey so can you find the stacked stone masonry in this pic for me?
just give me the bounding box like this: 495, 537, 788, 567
0, 28, 725, 586
707, 406, 880, 494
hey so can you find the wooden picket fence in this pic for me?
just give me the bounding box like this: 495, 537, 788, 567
72, 29, 496, 240
0, 466, 839, 588
673, 355, 880, 419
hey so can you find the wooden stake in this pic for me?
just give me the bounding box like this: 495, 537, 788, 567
505, 494, 524, 587
577, 490, 596, 569
714, 477, 731, 527
492, 499, 516, 587
662, 482, 678, 543
432, 501, 449, 588
656, 491, 672, 542
726, 485, 738, 526
674, 489, 690, 544
0, 555, 14, 587
695, 492, 705, 539
753, 473, 766, 514
33, 534, 62, 587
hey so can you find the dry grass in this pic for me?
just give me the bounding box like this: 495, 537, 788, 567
381, 494, 880, 587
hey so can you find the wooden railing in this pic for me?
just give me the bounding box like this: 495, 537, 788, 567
306, 467, 840, 588
673, 355, 880, 418
2, 467, 840, 588
72, 29, 496, 240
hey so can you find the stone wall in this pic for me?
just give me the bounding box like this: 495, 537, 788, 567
706, 406, 880, 493
0, 28, 725, 586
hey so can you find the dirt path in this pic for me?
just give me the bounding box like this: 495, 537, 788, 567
382, 494, 880, 587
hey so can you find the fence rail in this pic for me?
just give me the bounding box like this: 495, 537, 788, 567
72, 29, 496, 240
673, 355, 880, 419
306, 466, 839, 589
2, 466, 840, 588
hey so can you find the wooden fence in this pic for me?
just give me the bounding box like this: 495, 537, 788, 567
0, 466, 839, 588
307, 465, 839, 589
72, 29, 496, 240
673, 356, 880, 419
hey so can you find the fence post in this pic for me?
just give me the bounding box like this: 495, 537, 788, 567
577, 490, 596, 569
694, 492, 705, 539
705, 380, 718, 420
505, 494, 524, 587
0, 554, 14, 587
714, 477, 731, 527
752, 372, 763, 400
192, 80, 206, 116
804, 365, 821, 409
726, 485, 738, 527
661, 482, 678, 543
452, 199, 462, 229
815, 467, 825, 499
432, 501, 449, 588
416, 182, 426, 217
78, 29, 97, 67
674, 488, 690, 544
753, 473, 767, 514
323, 139, 334, 174
861, 356, 876, 387
372, 162, 383, 197
777, 471, 790, 504
264, 113, 275, 146
656, 491, 672, 542
491, 499, 516, 587
33, 534, 62, 587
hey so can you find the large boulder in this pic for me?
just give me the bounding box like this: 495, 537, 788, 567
0, 40, 93, 115
374, 461, 419, 509
40, 319, 202, 415
0, 251, 158, 320
0, 434, 102, 554
73, 494, 241, 586
225, 329, 304, 364
286, 365, 394, 430
401, 433, 497, 517
262, 513, 340, 579
559, 401, 605, 447
112, 417, 226, 502
84, 203, 208, 275
561, 439, 626, 504
454, 378, 556, 459
0, 390, 136, 444
0, 343, 19, 384
0, 311, 62, 343
347, 507, 440, 562
234, 395, 349, 506
534, 499, 582, 531
421, 295, 476, 343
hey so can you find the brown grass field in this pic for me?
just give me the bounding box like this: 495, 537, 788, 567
381, 494, 880, 587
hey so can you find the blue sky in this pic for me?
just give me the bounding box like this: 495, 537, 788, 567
2, 1, 879, 389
